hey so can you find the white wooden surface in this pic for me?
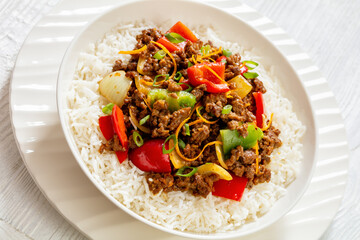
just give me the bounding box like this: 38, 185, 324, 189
1, 0, 359, 239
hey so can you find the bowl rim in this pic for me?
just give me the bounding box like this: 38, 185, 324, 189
56, 0, 319, 238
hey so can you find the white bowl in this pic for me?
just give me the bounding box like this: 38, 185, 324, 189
57, 0, 317, 238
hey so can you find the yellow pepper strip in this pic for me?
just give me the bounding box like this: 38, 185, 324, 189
169, 139, 186, 169
151, 41, 177, 79
254, 142, 259, 175
215, 136, 228, 169
197, 163, 232, 180
261, 113, 274, 131
175, 116, 220, 162
203, 65, 228, 85
118, 45, 147, 54
196, 105, 218, 124
129, 108, 151, 134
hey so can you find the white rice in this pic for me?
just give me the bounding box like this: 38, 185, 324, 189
66, 21, 305, 233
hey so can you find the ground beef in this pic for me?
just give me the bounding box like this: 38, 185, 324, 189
99, 135, 125, 153
252, 78, 267, 93
227, 121, 248, 138
147, 172, 220, 198
167, 79, 183, 92
190, 123, 210, 144
168, 107, 191, 130
259, 126, 282, 156
203, 93, 227, 117
191, 84, 207, 101
135, 28, 162, 48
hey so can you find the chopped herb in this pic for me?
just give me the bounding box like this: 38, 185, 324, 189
174, 72, 182, 81
187, 61, 193, 68
176, 166, 198, 177
221, 105, 232, 115
176, 82, 193, 92
153, 50, 166, 60
165, 32, 186, 44
153, 74, 169, 87
185, 123, 190, 136
102, 103, 114, 115
163, 134, 177, 154
243, 60, 259, 70
133, 131, 144, 147
243, 72, 259, 79
178, 138, 186, 149
201, 44, 211, 56
222, 49, 232, 57
139, 115, 150, 125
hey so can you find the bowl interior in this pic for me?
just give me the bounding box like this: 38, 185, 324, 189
57, 0, 317, 239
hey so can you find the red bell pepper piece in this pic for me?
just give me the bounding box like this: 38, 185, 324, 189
99, 115, 114, 141
98, 109, 128, 164
128, 139, 171, 172
111, 105, 128, 148
168, 21, 198, 43
115, 149, 128, 164
156, 21, 197, 52
212, 174, 248, 201
187, 61, 230, 93
253, 91, 264, 128
216, 56, 227, 63
240, 64, 248, 75
157, 36, 187, 53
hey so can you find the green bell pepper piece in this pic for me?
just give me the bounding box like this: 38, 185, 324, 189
220, 124, 263, 155
148, 89, 196, 112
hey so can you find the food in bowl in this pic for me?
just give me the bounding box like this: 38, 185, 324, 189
66, 21, 305, 233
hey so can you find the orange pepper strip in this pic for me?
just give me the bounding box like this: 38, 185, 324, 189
195, 105, 218, 124
261, 113, 274, 131
151, 41, 177, 79
118, 45, 147, 54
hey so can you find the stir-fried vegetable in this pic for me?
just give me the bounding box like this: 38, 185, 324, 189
112, 105, 128, 149
98, 115, 114, 141
212, 174, 248, 201
168, 139, 186, 169
197, 163, 232, 180
128, 139, 171, 172
227, 75, 253, 98
221, 105, 232, 115
242, 60, 258, 70
99, 71, 132, 107
102, 103, 114, 115
98, 106, 128, 163
222, 49, 232, 57
133, 131, 144, 147
243, 72, 259, 79
187, 61, 230, 93
129, 108, 151, 134
253, 91, 265, 128
220, 124, 263, 155
215, 136, 228, 169
163, 134, 177, 154
153, 50, 166, 60
147, 89, 196, 112
175, 166, 197, 177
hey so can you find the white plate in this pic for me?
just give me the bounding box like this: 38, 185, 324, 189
57, 0, 317, 238
10, 0, 349, 239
